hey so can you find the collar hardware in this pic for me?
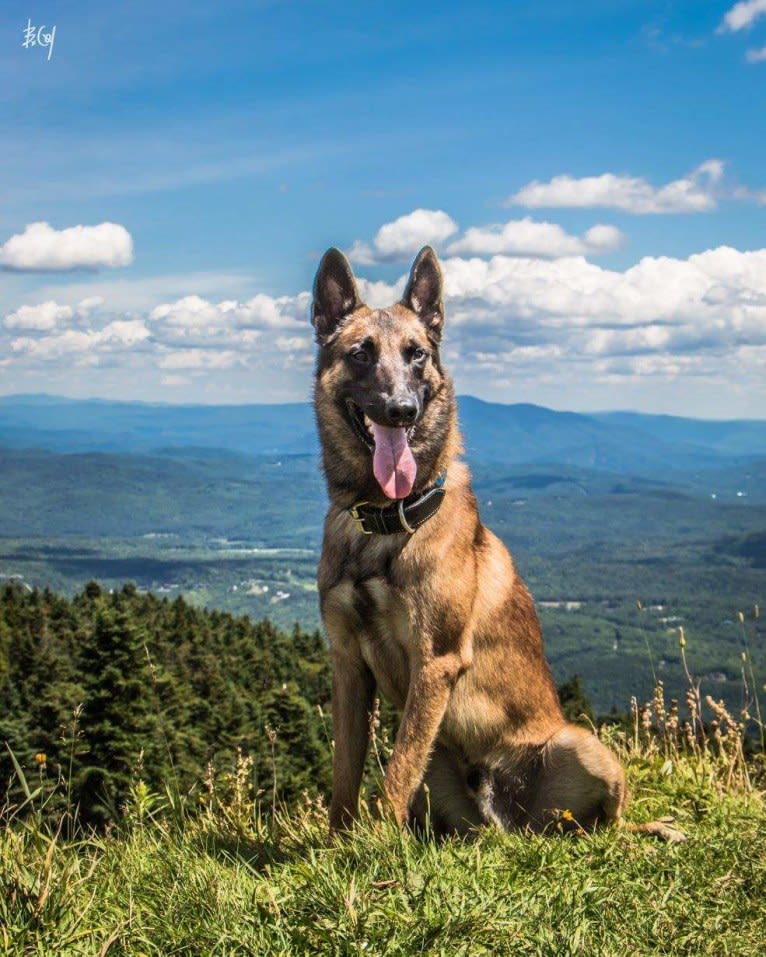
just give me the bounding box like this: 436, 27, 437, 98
348, 471, 447, 536
349, 501, 374, 535
397, 499, 416, 534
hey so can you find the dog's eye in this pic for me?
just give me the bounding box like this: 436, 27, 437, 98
412, 347, 427, 363
349, 349, 370, 365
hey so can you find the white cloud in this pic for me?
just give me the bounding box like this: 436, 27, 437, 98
4, 215, 766, 413
158, 349, 244, 371
719, 0, 766, 32
101, 319, 151, 346
447, 218, 623, 258
11, 331, 96, 361
507, 161, 725, 214
2, 287, 314, 378
731, 182, 766, 204
3, 296, 106, 331
746, 44, 766, 61
75, 296, 105, 316
150, 294, 229, 330
583, 225, 624, 251
9, 319, 150, 361
348, 209, 458, 263
148, 292, 308, 340
356, 276, 406, 307
4, 300, 73, 331
593, 353, 707, 380
274, 335, 310, 352
0, 222, 134, 271
349, 208, 622, 264
443, 246, 766, 325
437, 246, 766, 379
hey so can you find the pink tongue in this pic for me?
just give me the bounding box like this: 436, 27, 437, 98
370, 423, 417, 499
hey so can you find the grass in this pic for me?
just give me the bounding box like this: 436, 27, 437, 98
3, 628, 765, 956
2, 732, 765, 957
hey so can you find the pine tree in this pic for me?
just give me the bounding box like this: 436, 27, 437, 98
557, 674, 595, 725
1, 583, 335, 826
253, 681, 332, 803
76, 598, 161, 824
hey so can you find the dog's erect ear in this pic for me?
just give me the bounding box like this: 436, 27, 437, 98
400, 246, 444, 342
312, 248, 363, 343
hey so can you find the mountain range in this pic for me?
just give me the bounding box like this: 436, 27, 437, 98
1, 393, 764, 475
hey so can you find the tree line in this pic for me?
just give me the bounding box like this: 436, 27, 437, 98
0, 581, 598, 827
0, 582, 332, 825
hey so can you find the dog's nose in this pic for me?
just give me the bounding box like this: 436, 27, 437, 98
385, 396, 418, 427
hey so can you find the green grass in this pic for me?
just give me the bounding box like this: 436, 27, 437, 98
2, 748, 765, 957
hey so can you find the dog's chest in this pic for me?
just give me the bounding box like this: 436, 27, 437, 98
325, 574, 415, 709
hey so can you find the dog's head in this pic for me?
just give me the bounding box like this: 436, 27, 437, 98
312, 246, 458, 505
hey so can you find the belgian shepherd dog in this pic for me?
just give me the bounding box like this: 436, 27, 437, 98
312, 245, 683, 841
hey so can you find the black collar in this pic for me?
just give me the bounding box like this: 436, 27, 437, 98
348, 472, 447, 536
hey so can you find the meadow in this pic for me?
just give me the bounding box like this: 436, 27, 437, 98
2, 707, 765, 956
2, 582, 765, 955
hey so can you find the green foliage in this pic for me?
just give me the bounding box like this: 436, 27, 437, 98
0, 582, 332, 825
1, 580, 765, 954
76, 598, 161, 824
0, 448, 762, 713
557, 674, 594, 725
1, 752, 765, 956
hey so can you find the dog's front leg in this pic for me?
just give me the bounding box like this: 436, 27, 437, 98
382, 651, 466, 826
329, 650, 376, 833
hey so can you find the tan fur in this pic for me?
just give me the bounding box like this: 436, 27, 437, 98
312, 246, 684, 843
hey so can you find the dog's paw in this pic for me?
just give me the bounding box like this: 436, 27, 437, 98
628, 818, 687, 843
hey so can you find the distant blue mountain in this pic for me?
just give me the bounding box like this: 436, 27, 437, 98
593, 410, 766, 457
0, 395, 318, 456
0, 393, 763, 474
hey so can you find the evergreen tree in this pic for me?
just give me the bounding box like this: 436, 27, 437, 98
0, 582, 334, 826
254, 681, 332, 803
76, 599, 161, 824
557, 674, 595, 725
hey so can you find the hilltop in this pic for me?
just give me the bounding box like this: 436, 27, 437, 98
2, 585, 765, 954
2, 698, 765, 956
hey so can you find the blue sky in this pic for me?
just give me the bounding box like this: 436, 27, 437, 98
2, 0, 766, 416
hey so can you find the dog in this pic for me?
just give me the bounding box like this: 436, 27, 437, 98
312, 245, 683, 842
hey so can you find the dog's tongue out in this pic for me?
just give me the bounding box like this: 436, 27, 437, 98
369, 423, 417, 499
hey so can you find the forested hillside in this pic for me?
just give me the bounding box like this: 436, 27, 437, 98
0, 582, 332, 824
2, 580, 765, 955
